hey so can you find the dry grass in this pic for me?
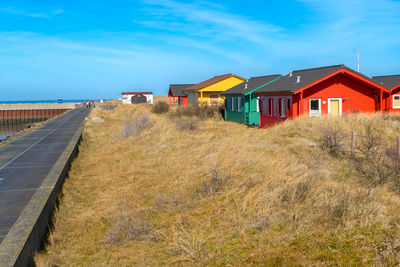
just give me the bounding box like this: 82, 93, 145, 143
36, 104, 400, 266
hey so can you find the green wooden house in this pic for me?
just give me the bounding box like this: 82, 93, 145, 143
221, 75, 282, 126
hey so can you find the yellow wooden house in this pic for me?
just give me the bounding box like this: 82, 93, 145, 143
184, 74, 246, 106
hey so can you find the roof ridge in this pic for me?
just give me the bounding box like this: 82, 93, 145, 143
292, 64, 344, 73
213, 73, 234, 78
249, 74, 282, 79
372, 74, 400, 78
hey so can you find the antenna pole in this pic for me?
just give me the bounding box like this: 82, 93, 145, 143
357, 48, 360, 72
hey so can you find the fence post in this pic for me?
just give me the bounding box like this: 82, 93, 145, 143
351, 131, 356, 157
397, 136, 400, 161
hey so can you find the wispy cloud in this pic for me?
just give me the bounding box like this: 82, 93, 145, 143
139, 0, 282, 45
0, 6, 64, 18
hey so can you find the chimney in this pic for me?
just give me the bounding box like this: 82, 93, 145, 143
296, 76, 301, 83
289, 71, 293, 77
245, 83, 248, 89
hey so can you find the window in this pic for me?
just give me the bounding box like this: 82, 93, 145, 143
393, 95, 400, 109
237, 97, 242, 112
281, 99, 288, 118
268, 98, 274, 116
262, 98, 268, 115
209, 94, 219, 105
309, 99, 321, 117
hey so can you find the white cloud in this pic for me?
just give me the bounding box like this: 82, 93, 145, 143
140, 0, 282, 45
0, 6, 64, 18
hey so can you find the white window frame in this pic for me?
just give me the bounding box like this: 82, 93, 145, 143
256, 98, 259, 112
309, 99, 321, 117
237, 97, 241, 112
393, 95, 400, 109
209, 94, 220, 105
281, 99, 288, 118
328, 98, 342, 116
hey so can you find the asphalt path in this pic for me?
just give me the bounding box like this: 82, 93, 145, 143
0, 108, 90, 243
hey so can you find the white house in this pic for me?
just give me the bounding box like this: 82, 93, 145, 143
121, 92, 153, 104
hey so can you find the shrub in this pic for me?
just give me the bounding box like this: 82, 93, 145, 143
171, 105, 221, 120
122, 114, 150, 138
200, 169, 226, 197
319, 124, 346, 153
352, 122, 400, 187
152, 101, 169, 114
175, 118, 198, 131
103, 200, 157, 244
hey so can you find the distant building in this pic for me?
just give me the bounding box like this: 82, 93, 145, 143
121, 92, 153, 104
168, 84, 194, 107
184, 74, 246, 106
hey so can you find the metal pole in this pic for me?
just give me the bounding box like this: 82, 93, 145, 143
397, 136, 400, 161
357, 48, 360, 72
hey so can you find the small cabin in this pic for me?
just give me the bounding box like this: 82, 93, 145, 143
221, 75, 282, 126
372, 75, 400, 112
254, 65, 391, 128
168, 84, 194, 107
184, 74, 246, 106
122, 92, 153, 105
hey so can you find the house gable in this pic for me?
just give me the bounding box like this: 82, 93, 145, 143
198, 76, 246, 93
296, 69, 390, 95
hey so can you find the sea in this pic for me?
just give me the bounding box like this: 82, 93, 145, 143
0, 99, 92, 104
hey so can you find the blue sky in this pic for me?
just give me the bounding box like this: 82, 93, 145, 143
1, 0, 400, 100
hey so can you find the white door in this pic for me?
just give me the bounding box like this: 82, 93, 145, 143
309, 99, 321, 117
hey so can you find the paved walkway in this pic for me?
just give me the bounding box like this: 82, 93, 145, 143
0, 108, 89, 243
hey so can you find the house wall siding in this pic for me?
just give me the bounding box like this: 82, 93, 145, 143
224, 96, 244, 124
198, 77, 245, 105
297, 75, 378, 116
258, 74, 387, 128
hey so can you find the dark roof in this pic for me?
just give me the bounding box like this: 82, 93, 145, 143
185, 74, 246, 91
169, 84, 194, 96
372, 75, 400, 90
221, 75, 282, 95
254, 64, 385, 94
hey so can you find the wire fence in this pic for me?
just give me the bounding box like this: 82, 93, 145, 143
314, 130, 400, 159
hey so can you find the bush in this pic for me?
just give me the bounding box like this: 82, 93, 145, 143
103, 200, 157, 244
320, 124, 346, 153
171, 105, 221, 120
200, 169, 228, 197
122, 114, 150, 138
352, 122, 400, 187
152, 101, 169, 114
175, 118, 198, 131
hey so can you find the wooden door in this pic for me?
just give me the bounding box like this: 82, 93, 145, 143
329, 99, 341, 116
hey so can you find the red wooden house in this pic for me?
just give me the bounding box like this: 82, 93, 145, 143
254, 65, 391, 128
372, 75, 400, 112
168, 84, 193, 107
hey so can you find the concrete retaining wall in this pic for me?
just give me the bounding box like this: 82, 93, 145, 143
0, 124, 84, 266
